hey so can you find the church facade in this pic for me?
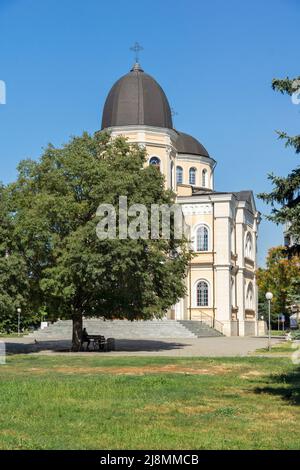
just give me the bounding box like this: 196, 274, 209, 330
101, 62, 264, 336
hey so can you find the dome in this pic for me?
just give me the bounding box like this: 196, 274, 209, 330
101, 63, 173, 130
176, 131, 210, 157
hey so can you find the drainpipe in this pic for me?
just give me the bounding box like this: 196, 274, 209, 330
234, 217, 239, 336
189, 259, 192, 320
210, 199, 216, 328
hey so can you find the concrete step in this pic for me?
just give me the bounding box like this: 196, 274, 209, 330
27, 318, 223, 341
27, 319, 198, 340
179, 320, 223, 338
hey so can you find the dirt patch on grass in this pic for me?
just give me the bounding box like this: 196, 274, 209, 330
5, 363, 241, 376
240, 370, 266, 379
141, 402, 215, 415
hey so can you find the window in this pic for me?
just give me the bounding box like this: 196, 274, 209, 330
189, 167, 196, 185
196, 281, 209, 307
245, 233, 253, 259
149, 157, 160, 170
176, 166, 183, 184
196, 225, 209, 251
246, 283, 254, 309
202, 169, 207, 187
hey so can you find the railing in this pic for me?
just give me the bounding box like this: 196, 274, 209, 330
199, 311, 224, 335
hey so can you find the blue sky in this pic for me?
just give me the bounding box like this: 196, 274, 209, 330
0, 0, 299, 265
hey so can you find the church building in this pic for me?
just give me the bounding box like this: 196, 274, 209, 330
101, 60, 263, 337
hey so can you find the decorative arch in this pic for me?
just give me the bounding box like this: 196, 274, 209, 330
149, 156, 161, 170
176, 166, 183, 184
246, 282, 254, 310
245, 232, 253, 259
189, 167, 197, 185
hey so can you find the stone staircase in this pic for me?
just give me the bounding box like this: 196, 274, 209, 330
27, 319, 222, 340
178, 320, 223, 338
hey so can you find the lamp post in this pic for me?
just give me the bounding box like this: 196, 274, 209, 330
17, 307, 21, 336
265, 292, 273, 351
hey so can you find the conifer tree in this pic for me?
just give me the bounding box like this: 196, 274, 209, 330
259, 76, 300, 252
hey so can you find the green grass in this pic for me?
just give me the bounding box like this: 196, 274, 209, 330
270, 330, 286, 337
0, 332, 27, 338
255, 341, 299, 354
0, 355, 299, 450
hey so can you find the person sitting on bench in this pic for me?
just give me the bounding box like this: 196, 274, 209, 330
81, 328, 90, 351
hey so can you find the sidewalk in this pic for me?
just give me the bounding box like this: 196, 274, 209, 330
3, 336, 283, 357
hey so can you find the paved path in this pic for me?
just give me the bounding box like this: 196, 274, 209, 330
2, 336, 283, 357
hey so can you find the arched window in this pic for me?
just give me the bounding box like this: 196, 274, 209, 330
196, 225, 209, 251
149, 157, 160, 170
245, 233, 253, 259
189, 167, 197, 185
196, 281, 209, 307
202, 169, 207, 187
176, 166, 183, 184
246, 283, 254, 309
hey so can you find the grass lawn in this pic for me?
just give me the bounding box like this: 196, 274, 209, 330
254, 341, 300, 354
270, 330, 286, 337
0, 333, 28, 338
0, 355, 299, 450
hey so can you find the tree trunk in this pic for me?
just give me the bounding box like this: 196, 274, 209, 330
72, 312, 83, 352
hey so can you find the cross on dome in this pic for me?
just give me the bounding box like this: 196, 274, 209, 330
130, 41, 144, 65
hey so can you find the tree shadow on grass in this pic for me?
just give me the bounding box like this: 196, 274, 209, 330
254, 365, 300, 406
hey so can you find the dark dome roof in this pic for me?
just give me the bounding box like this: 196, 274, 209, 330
176, 131, 210, 157
101, 64, 173, 130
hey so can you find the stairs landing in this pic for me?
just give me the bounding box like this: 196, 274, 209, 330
27, 319, 223, 340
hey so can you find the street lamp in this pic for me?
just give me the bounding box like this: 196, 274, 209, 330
17, 307, 22, 336
265, 292, 273, 351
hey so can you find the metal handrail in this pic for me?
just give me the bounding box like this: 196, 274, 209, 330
199, 311, 224, 334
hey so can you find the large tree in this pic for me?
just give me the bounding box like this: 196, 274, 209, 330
259, 76, 300, 249
0, 185, 30, 332
257, 246, 300, 322
10, 132, 190, 350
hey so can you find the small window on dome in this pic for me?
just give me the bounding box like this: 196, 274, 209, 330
176, 166, 183, 184
149, 157, 161, 170
202, 169, 207, 187
189, 167, 197, 185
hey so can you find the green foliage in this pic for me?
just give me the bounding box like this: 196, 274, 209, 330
257, 246, 300, 321
272, 76, 300, 96
287, 277, 300, 307
9, 132, 190, 332
0, 185, 34, 332
259, 76, 300, 241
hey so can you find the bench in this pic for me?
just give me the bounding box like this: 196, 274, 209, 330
82, 335, 115, 352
